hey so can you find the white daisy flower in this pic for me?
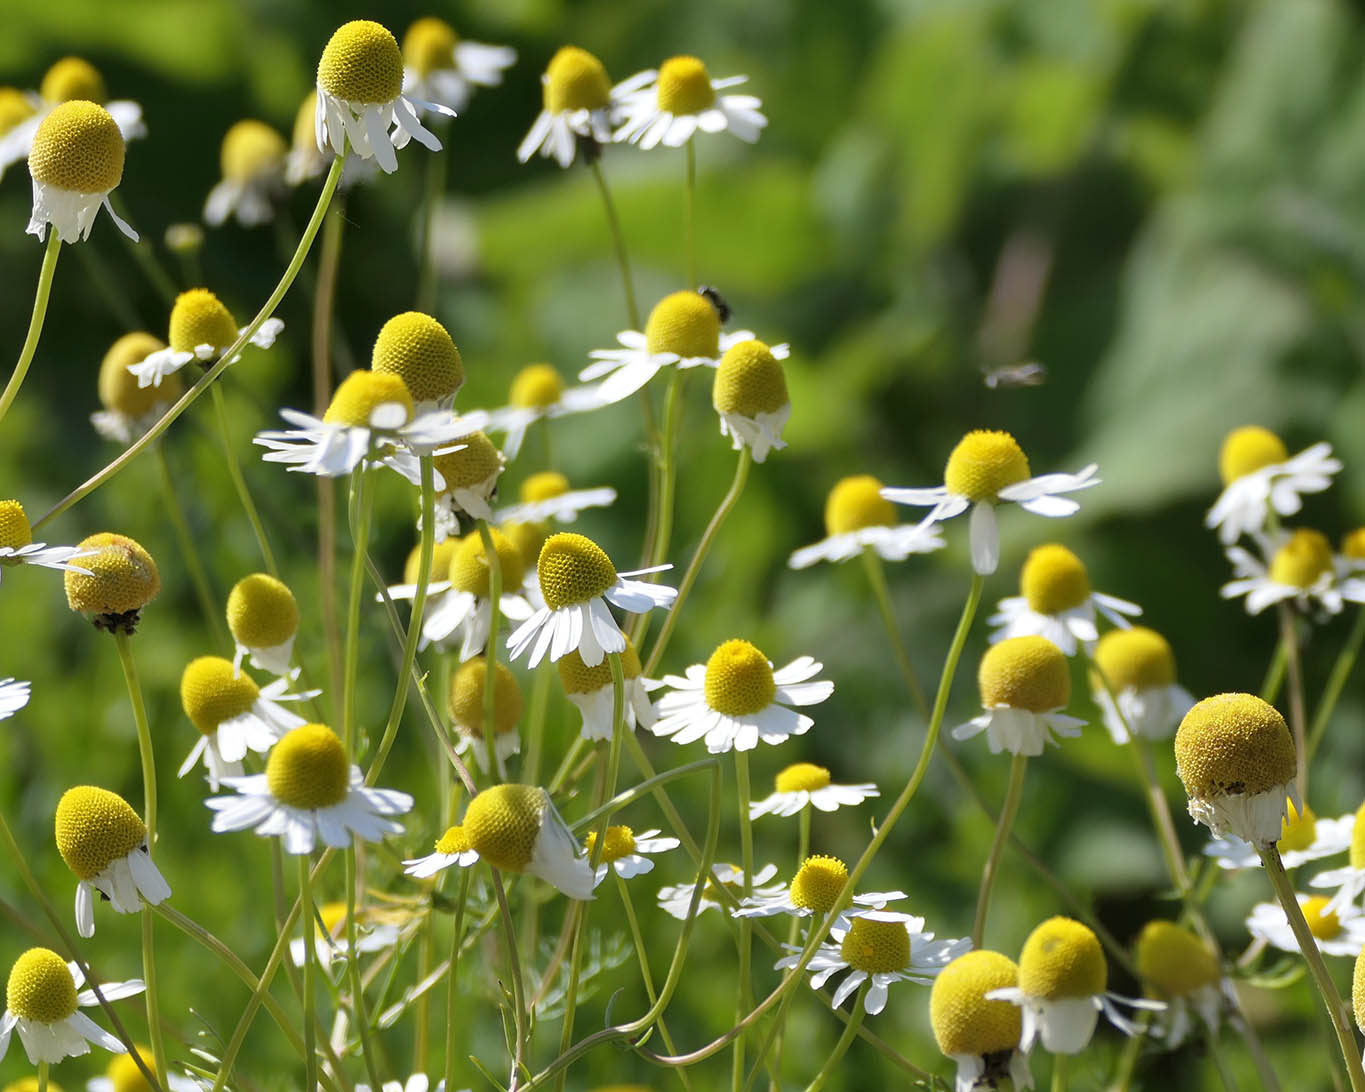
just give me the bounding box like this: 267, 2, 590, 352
0, 499, 92, 582
285, 91, 379, 189
87, 1045, 204, 1092
733, 854, 902, 924
658, 863, 782, 920
518, 46, 628, 168
612, 56, 765, 150
988, 544, 1140, 656
428, 431, 505, 528
462, 784, 594, 900
227, 573, 301, 678
1338, 529, 1365, 575
788, 475, 946, 569
882, 429, 1099, 576
586, 826, 679, 888
0, 677, 30, 719
287, 900, 403, 968
91, 333, 181, 446
1309, 803, 1365, 914
1247, 893, 1365, 958
1089, 626, 1194, 744
931, 950, 1035, 1092
1204, 800, 1352, 871
507, 532, 675, 668
1133, 920, 1233, 1049
403, 825, 480, 880
206, 723, 412, 855
0, 949, 143, 1065
402, 17, 516, 116
54, 786, 171, 939
484, 363, 603, 461
369, 311, 468, 414
1206, 426, 1340, 546
712, 338, 792, 462
416, 530, 533, 659
314, 20, 454, 175
25, 99, 137, 242
748, 762, 878, 820
203, 119, 287, 228
127, 288, 282, 390
495, 472, 616, 527
445, 657, 522, 778
1221, 528, 1365, 617
954, 637, 1084, 756
556, 642, 657, 741
777, 908, 970, 1016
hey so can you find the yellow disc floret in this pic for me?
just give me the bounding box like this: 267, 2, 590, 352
180, 656, 259, 735
40, 57, 107, 105
432, 431, 501, 493
1018, 916, 1106, 1000
168, 288, 238, 354
978, 636, 1070, 713
943, 430, 1031, 502
226, 573, 299, 650
1020, 544, 1091, 614
266, 724, 350, 810
448, 657, 523, 738
774, 762, 831, 794
788, 855, 847, 913
557, 640, 642, 695
1174, 693, 1296, 801
0, 500, 32, 550
371, 312, 464, 404
537, 532, 617, 609
220, 119, 286, 183
28, 100, 124, 194
543, 46, 610, 113
4, 1077, 66, 1092
656, 56, 715, 115
434, 824, 472, 856
323, 370, 414, 428
403, 17, 458, 76
447, 529, 524, 597
503, 522, 548, 570
1349, 800, 1365, 870
644, 290, 721, 358
931, 950, 1024, 1058
64, 532, 160, 615
105, 1048, 159, 1092
1303, 896, 1340, 940
714, 339, 788, 417
1268, 529, 1333, 589
98, 333, 180, 416
1134, 920, 1220, 999
463, 784, 545, 871
1342, 529, 1365, 561
318, 20, 404, 105
6, 948, 77, 1024
54, 786, 146, 880
1092, 627, 1176, 692
1278, 799, 1317, 854
403, 538, 461, 586
839, 916, 910, 974
824, 475, 896, 537
521, 471, 570, 504
0, 88, 36, 135
509, 363, 564, 409
585, 825, 636, 863
704, 639, 776, 717
1219, 426, 1287, 486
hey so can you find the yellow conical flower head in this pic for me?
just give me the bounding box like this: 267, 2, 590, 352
168, 288, 238, 354
105, 1047, 159, 1092
644, 290, 721, 358
537, 532, 616, 609
714, 339, 787, 416
323, 370, 414, 428
434, 824, 472, 855
1354, 946, 1365, 1033
0, 500, 33, 549
371, 312, 464, 404
54, 785, 146, 880
1349, 800, 1365, 870
432, 431, 501, 492
293, 91, 320, 153
521, 471, 570, 504
1091, 627, 1175, 692
1268, 529, 1333, 589
64, 532, 160, 615
704, 639, 777, 717
266, 724, 350, 809
1219, 426, 1287, 486
6, 949, 77, 1024
1134, 920, 1220, 999
220, 120, 286, 183
503, 522, 548, 571
978, 636, 1070, 713
4, 1077, 66, 1092
28, 100, 124, 195
1174, 693, 1296, 801
404, 17, 459, 76
585, 824, 635, 863
1018, 916, 1106, 1001
318, 20, 404, 105
788, 854, 847, 913
98, 333, 180, 416
543, 46, 610, 113
944, 430, 1031, 502
557, 640, 642, 695
509, 363, 563, 409
180, 656, 260, 735
1303, 896, 1341, 940
447, 529, 525, 597
775, 762, 831, 793
463, 783, 546, 871
1277, 798, 1317, 853
1020, 544, 1091, 614
824, 475, 895, 536
41, 57, 107, 105
657, 56, 715, 114
226, 573, 299, 650
0, 87, 36, 135
840, 916, 909, 974
448, 657, 523, 738
1341, 529, 1365, 561
402, 538, 461, 586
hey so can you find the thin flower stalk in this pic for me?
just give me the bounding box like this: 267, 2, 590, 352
971, 752, 1028, 948
211, 381, 280, 576
0, 228, 61, 426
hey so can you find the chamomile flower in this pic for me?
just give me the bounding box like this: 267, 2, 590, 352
206, 723, 413, 855
0, 500, 92, 582
657, 863, 781, 920
287, 900, 402, 968
370, 311, 465, 412
446, 657, 522, 775
87, 1046, 202, 1092
1205, 426, 1340, 545
461, 784, 593, 899
787, 475, 945, 569
931, 950, 1034, 1092
404, 826, 480, 880
1204, 799, 1353, 871
1221, 528, 1365, 616
1134, 920, 1231, 1048
747, 762, 879, 820
314, 20, 453, 175
733, 854, 904, 923
954, 636, 1084, 756
64, 533, 159, 634
203, 120, 287, 227
712, 338, 790, 462
507, 532, 676, 667
586, 826, 679, 887
612, 56, 766, 150
0, 679, 30, 720
881, 430, 1099, 575
402, 17, 516, 116
226, 573, 300, 677
778, 908, 970, 1016
650, 639, 833, 754
495, 472, 617, 526
178, 656, 312, 788
91, 333, 182, 445
0, 948, 143, 1064
583, 290, 785, 406
285, 92, 377, 188
988, 544, 1140, 656
383, 538, 462, 630
1089, 627, 1194, 744
420, 531, 533, 658
485, 364, 602, 460
557, 641, 656, 741
518, 46, 623, 168
430, 431, 505, 527
127, 288, 283, 389
1339, 529, 1365, 574
1310, 801, 1365, 914
53, 787, 170, 938
26, 100, 137, 242
1247, 894, 1365, 958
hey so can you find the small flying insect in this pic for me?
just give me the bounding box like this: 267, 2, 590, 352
982, 360, 1047, 389
699, 284, 732, 323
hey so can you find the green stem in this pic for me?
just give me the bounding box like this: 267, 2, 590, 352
1309, 606, 1365, 760
210, 382, 279, 575
443, 868, 473, 1092
860, 549, 929, 717
642, 369, 688, 595
1208, 1026, 1240, 1092
416, 141, 447, 312
802, 983, 867, 1092
299, 855, 319, 1092
971, 752, 1028, 948
477, 521, 504, 778
591, 160, 640, 330
140, 910, 168, 1092
1051, 1053, 1069, 1092
114, 632, 158, 854
37, 1061, 48, 1092
152, 441, 226, 645
1260, 633, 1287, 705
346, 846, 385, 1091
343, 466, 375, 755
684, 142, 697, 289
491, 870, 529, 1089
0, 228, 61, 426
734, 749, 755, 1092
524, 660, 552, 785
1278, 605, 1308, 798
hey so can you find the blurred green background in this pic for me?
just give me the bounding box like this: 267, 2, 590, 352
2, 0, 1365, 1088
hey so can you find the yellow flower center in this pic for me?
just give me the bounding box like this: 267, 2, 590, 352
401, 540, 457, 589
1018, 916, 1106, 1000
585, 824, 636, 863
447, 529, 525, 597
1268, 529, 1333, 589
1350, 800, 1365, 871
713, 339, 788, 417
323, 370, 415, 428
644, 290, 722, 358
1134, 920, 1221, 999
28, 100, 125, 194
168, 288, 239, 354
1174, 693, 1298, 801
978, 635, 1070, 713
370, 312, 464, 403
943, 429, 1031, 502
98, 332, 180, 417
106, 1048, 159, 1092
543, 46, 610, 113
930, 950, 1022, 1058
292, 91, 320, 153
774, 762, 831, 794
702, 866, 746, 903
226, 573, 300, 650
448, 657, 523, 738
1277, 799, 1317, 853
788, 855, 847, 913
40, 57, 107, 104
319, 900, 349, 936
1092, 626, 1175, 692
0, 500, 33, 550
54, 785, 146, 881
1304, 896, 1341, 940
656, 55, 716, 115
1020, 544, 1091, 614
220, 119, 286, 183
432, 431, 502, 492
1355, 945, 1365, 1033
434, 824, 472, 856
824, 475, 896, 537
509, 363, 564, 409
557, 640, 642, 694
1219, 426, 1287, 486
0, 87, 36, 135
503, 522, 548, 571
537, 532, 617, 609
463, 784, 545, 872
317, 20, 404, 105
64, 532, 160, 616
4, 1077, 66, 1092
403, 17, 459, 77
266, 724, 350, 810
839, 916, 910, 974
6, 949, 77, 1024
703, 639, 777, 717
521, 471, 570, 504
1342, 529, 1365, 561
180, 655, 260, 735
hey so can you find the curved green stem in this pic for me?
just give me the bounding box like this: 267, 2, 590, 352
733, 749, 756, 1092
971, 752, 1028, 948
1278, 604, 1308, 798
443, 868, 473, 1092
1308, 606, 1365, 760
802, 984, 867, 1092
152, 441, 226, 646
590, 161, 640, 330
0, 228, 61, 427
210, 382, 278, 576
1260, 634, 1287, 705
299, 855, 319, 1092
345, 845, 385, 1091
860, 549, 929, 717
491, 869, 529, 1089
343, 466, 376, 754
